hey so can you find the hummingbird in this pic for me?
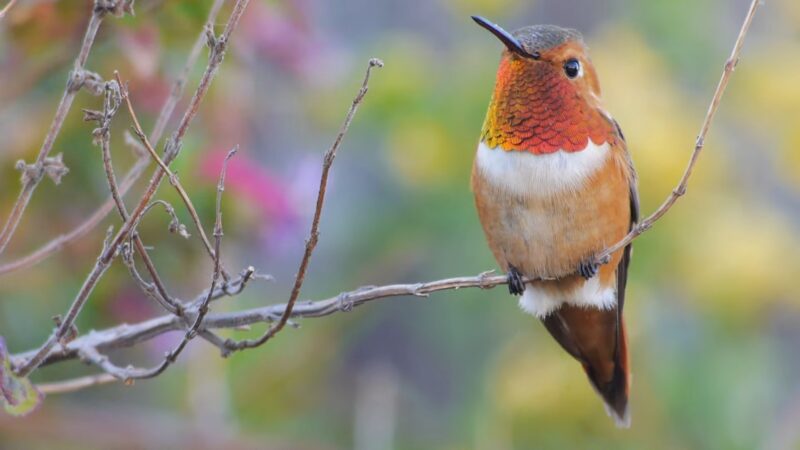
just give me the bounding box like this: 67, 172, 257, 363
470, 16, 639, 427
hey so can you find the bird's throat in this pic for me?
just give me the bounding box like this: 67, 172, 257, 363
481, 57, 614, 154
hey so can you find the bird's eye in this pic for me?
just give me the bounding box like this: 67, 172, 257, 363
563, 58, 581, 79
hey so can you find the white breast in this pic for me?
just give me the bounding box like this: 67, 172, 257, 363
474, 140, 610, 198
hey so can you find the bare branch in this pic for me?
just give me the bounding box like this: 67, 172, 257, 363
593, 0, 762, 265
12, 0, 253, 377
224, 58, 383, 352
0, 1, 131, 257
88, 81, 184, 316
115, 70, 220, 273
11, 271, 504, 370
79, 149, 235, 382
37, 373, 118, 395
149, 0, 226, 142
5, 0, 764, 404
0, 0, 227, 276
0, 0, 18, 19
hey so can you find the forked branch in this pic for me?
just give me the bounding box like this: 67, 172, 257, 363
4, 0, 763, 399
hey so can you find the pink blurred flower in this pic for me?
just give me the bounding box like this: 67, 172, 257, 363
199, 150, 297, 226
118, 25, 160, 79
238, 0, 344, 80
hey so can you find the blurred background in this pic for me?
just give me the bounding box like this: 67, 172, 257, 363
1, 0, 799, 448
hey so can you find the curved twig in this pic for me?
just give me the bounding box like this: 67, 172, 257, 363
223, 58, 384, 352
594, 0, 762, 264
0, 0, 227, 276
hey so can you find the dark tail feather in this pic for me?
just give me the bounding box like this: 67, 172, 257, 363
541, 304, 630, 427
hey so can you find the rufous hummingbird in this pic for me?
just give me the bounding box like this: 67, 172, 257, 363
470, 16, 639, 427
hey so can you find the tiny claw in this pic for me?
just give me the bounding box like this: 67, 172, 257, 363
507, 265, 526, 296
578, 258, 599, 279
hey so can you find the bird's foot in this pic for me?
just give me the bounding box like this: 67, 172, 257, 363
577, 257, 599, 279
507, 265, 525, 295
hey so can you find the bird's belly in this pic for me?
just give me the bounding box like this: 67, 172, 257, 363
471, 140, 630, 316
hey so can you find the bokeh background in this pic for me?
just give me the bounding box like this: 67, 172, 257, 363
1, 0, 800, 448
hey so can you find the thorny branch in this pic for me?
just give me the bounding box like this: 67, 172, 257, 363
2, 0, 763, 400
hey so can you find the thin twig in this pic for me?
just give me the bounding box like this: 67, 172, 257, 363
11, 271, 504, 369
81, 149, 235, 382
37, 373, 118, 395
8, 0, 764, 399
115, 71, 220, 270
149, 0, 226, 142
14, 226, 117, 377
224, 58, 383, 352
90, 81, 182, 315
0, 0, 18, 19
0, 156, 148, 275
13, 0, 252, 377
0, 0, 129, 257
0, 0, 227, 276
169, 0, 251, 152
593, 0, 762, 265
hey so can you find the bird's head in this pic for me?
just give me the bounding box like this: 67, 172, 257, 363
472, 16, 615, 154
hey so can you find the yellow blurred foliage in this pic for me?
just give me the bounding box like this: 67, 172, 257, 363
676, 200, 800, 319
387, 119, 457, 187
731, 43, 800, 188
442, 0, 525, 19
777, 0, 800, 24
368, 35, 434, 107
487, 334, 602, 424
589, 27, 728, 207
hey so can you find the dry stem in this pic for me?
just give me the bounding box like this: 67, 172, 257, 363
0, 1, 123, 256
223, 58, 384, 351
0, 0, 227, 276
593, 0, 762, 264
12, 0, 253, 377
5, 0, 763, 398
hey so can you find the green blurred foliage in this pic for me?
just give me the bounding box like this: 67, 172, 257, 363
1, 0, 799, 448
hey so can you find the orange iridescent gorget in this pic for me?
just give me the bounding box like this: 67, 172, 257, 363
481, 53, 616, 154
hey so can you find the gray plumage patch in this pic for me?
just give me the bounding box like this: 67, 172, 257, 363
512, 25, 583, 54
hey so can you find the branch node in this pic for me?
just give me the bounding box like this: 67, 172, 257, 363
94, 0, 135, 18
17, 154, 70, 185
477, 270, 496, 289
52, 315, 79, 345
66, 69, 104, 95
412, 283, 429, 297
15, 160, 44, 185
695, 135, 705, 150
337, 293, 354, 312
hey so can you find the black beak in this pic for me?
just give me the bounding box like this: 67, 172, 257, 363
471, 16, 538, 59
